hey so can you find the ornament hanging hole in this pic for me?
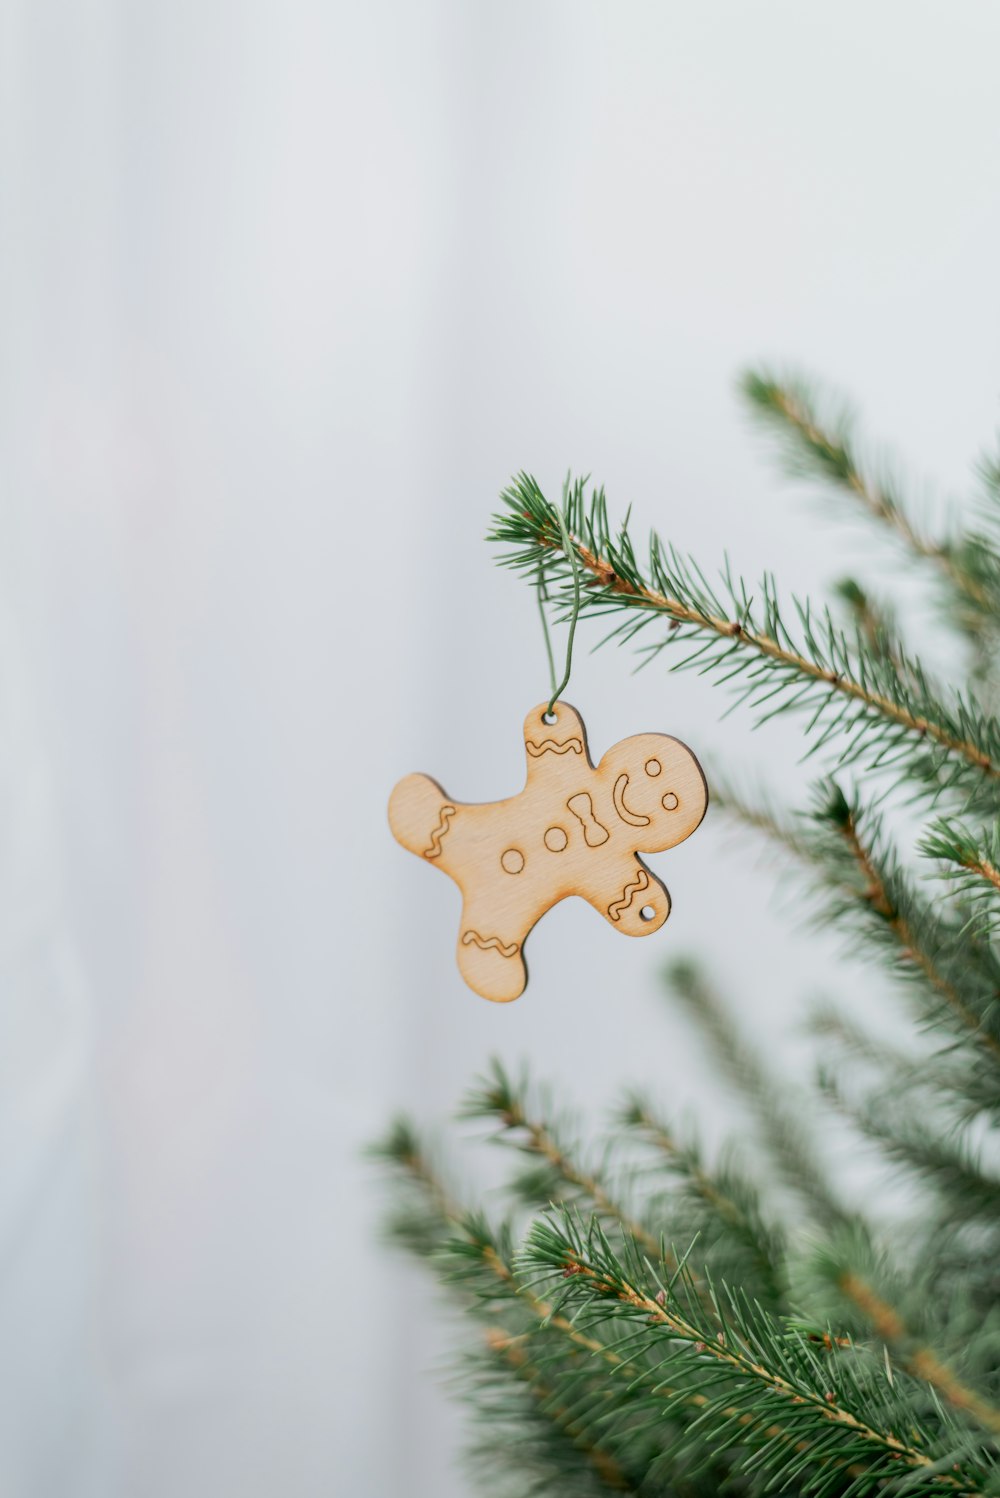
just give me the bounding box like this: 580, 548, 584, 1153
639, 905, 656, 922
542, 710, 558, 725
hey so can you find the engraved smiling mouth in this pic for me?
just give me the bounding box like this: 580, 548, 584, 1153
613, 774, 651, 827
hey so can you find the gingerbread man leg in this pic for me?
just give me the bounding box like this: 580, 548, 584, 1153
455, 897, 529, 1003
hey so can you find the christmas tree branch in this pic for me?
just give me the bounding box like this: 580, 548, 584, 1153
740, 370, 998, 618
705, 778, 1000, 1066
491, 476, 1000, 793
495, 1241, 840, 1491
833, 578, 905, 671
825, 794, 1000, 1060
618, 1093, 786, 1308
466, 1063, 791, 1317
810, 1000, 1000, 1126
818, 1070, 1000, 1227
378, 379, 1000, 1498
521, 1212, 985, 1495
376, 1120, 844, 1490
373, 1129, 672, 1494
661, 959, 848, 1225
461, 1062, 669, 1264
619, 1096, 769, 1241
480, 1328, 637, 1492
921, 818, 1000, 935
836, 1272, 1000, 1438
371, 1122, 638, 1367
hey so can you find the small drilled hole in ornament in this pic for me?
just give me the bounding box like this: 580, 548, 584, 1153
542, 711, 558, 725
639, 905, 656, 922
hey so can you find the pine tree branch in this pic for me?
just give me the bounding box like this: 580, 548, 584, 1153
467, 1063, 789, 1317
371, 1126, 639, 1408
831, 799, 1000, 1061
818, 1068, 1000, 1229
921, 819, 1000, 936
620, 1096, 767, 1241
491, 476, 1000, 795
372, 1118, 653, 1364
837, 1272, 1000, 1439
661, 959, 849, 1226
679, 783, 1000, 1131
619, 1093, 787, 1308
403, 1174, 791, 1494
500, 1244, 852, 1491
374, 1131, 668, 1496
706, 777, 1000, 1068
481, 1328, 636, 1492
461, 1062, 668, 1265
833, 578, 906, 674
740, 370, 997, 617
377, 1121, 865, 1492
805, 1003, 1000, 1124
521, 1212, 987, 1495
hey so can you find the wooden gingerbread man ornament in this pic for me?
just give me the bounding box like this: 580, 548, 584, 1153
388, 701, 708, 1002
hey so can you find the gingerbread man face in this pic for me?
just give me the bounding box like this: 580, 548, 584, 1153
388, 701, 708, 1003
595, 734, 708, 851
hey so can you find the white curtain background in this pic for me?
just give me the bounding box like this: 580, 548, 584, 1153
2, 3, 999, 1494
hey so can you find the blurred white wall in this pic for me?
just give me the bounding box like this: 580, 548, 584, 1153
2, 2, 1000, 1494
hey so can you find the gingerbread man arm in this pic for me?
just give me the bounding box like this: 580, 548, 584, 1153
388, 772, 462, 876
579, 852, 672, 937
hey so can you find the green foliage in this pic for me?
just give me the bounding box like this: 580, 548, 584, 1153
489, 469, 1000, 804
373, 370, 1000, 1495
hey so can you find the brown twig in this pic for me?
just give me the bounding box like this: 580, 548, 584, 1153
627, 1104, 760, 1237
492, 1093, 668, 1264
483, 1328, 634, 1491
764, 385, 990, 612
960, 855, 1000, 897
561, 1252, 963, 1489
535, 524, 999, 780
840, 812, 1000, 1061
839, 1271, 1000, 1439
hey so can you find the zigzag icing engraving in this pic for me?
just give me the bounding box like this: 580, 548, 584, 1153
461, 930, 519, 958
422, 804, 456, 859
525, 736, 584, 757
608, 867, 649, 921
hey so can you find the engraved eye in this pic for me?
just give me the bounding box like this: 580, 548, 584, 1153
644, 758, 661, 776
662, 792, 679, 811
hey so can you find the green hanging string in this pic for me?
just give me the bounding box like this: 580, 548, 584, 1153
536, 490, 582, 716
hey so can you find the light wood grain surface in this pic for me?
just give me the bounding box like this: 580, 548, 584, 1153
389, 701, 708, 1001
